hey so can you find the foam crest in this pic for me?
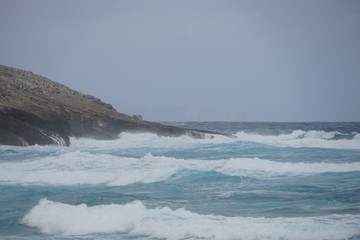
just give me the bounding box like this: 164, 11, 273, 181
69, 130, 360, 150
235, 130, 360, 149
218, 158, 360, 177
0, 152, 182, 186
354, 133, 360, 140
1, 153, 360, 186
303, 130, 338, 139
22, 199, 360, 239
70, 132, 231, 149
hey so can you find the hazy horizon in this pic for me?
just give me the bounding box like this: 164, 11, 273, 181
1, 0, 359, 121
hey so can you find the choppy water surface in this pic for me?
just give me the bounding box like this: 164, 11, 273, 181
1, 122, 360, 240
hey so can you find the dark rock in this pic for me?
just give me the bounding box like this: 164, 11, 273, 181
0, 65, 225, 146
132, 114, 143, 120
0, 108, 70, 146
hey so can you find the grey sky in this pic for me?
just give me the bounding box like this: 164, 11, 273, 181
1, 0, 359, 121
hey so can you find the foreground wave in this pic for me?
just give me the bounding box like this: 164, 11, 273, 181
1, 152, 360, 186
22, 198, 360, 240
2, 122, 360, 240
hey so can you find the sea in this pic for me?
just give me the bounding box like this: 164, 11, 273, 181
0, 122, 360, 240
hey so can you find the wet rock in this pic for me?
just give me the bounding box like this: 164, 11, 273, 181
0, 65, 223, 146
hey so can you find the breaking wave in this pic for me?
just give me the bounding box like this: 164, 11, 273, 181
22, 198, 360, 239
1, 152, 360, 186
69, 131, 232, 149
69, 130, 360, 150
235, 130, 360, 149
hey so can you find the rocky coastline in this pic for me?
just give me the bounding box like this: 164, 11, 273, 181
0, 65, 218, 146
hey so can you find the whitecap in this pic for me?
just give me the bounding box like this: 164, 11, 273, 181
69, 130, 360, 150
1, 153, 360, 186
70, 132, 231, 150
235, 130, 360, 149
21, 199, 360, 240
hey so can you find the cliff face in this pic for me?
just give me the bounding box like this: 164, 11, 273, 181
0, 65, 201, 146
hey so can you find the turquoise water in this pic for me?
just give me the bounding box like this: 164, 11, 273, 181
1, 122, 360, 239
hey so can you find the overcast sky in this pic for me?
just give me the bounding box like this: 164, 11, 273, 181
1, 0, 359, 121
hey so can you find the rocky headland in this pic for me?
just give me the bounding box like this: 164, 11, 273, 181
0, 65, 219, 146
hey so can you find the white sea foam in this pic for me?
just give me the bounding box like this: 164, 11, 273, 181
69, 130, 360, 150
218, 157, 360, 177
354, 133, 360, 140
22, 198, 360, 239
70, 132, 232, 149
1, 152, 360, 186
235, 130, 360, 149
0, 152, 178, 186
